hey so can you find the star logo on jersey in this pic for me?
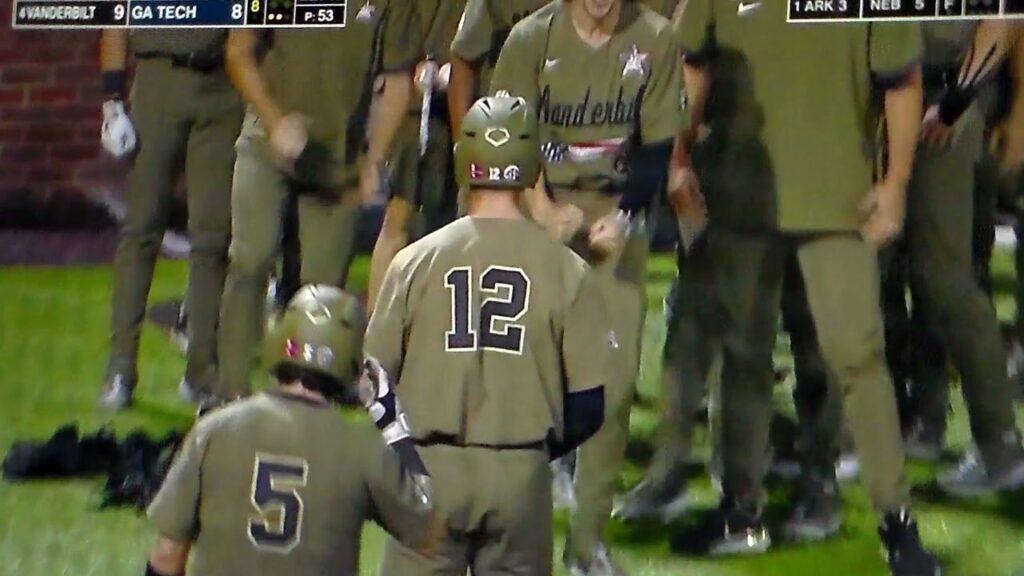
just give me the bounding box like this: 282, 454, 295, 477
607, 330, 620, 350
356, 1, 375, 21
544, 58, 560, 71
484, 127, 511, 148
620, 45, 648, 79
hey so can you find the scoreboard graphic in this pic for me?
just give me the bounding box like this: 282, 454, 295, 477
789, 0, 1023, 20
12, 0, 350, 28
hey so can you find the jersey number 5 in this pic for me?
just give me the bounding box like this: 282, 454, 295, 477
445, 266, 531, 354
248, 454, 309, 554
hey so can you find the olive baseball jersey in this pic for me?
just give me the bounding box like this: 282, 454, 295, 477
644, 0, 684, 18
147, 393, 431, 576
261, 0, 419, 164
676, 0, 922, 232
450, 0, 551, 98
130, 30, 227, 55
490, 2, 683, 193
365, 217, 613, 448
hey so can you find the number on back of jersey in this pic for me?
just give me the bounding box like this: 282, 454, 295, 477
445, 266, 531, 355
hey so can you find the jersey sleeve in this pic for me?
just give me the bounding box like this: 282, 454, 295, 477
364, 436, 433, 549
869, 22, 924, 82
450, 0, 493, 63
425, 0, 466, 60
674, 0, 715, 62
146, 426, 208, 542
641, 28, 685, 144
381, 0, 422, 73
364, 250, 411, 382
562, 272, 615, 394
489, 21, 541, 107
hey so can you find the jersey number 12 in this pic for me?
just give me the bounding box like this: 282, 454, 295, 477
445, 266, 531, 354
248, 454, 309, 554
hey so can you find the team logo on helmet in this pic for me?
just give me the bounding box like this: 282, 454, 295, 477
503, 165, 521, 180
470, 162, 486, 179
316, 346, 335, 369
485, 127, 511, 148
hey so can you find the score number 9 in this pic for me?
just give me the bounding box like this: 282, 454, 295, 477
113, 3, 125, 20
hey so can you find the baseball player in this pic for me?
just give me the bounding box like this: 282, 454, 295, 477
490, 3, 682, 574
367, 0, 467, 311
143, 285, 438, 576
674, 0, 942, 573
368, 96, 610, 576
900, 22, 1024, 498
217, 3, 419, 400
97, 30, 242, 410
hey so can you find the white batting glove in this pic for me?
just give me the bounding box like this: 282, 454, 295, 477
437, 62, 451, 91
415, 60, 439, 94
101, 100, 137, 158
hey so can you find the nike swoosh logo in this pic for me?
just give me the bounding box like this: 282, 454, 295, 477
737, 1, 761, 14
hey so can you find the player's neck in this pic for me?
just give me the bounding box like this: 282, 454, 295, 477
569, 0, 621, 45
466, 190, 525, 220
277, 382, 329, 405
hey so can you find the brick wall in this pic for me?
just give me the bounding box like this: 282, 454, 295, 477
0, 0, 127, 228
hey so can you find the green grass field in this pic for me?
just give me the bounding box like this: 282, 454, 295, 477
2, 253, 1024, 576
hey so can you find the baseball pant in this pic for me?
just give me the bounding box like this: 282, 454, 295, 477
550, 189, 648, 557
380, 445, 553, 576
709, 227, 910, 514
217, 110, 360, 399
107, 59, 241, 393
903, 108, 1022, 471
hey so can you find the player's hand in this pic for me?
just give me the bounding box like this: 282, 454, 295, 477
415, 60, 440, 96
269, 113, 309, 167
920, 104, 959, 150
100, 100, 137, 158
437, 62, 451, 92
859, 178, 906, 248
668, 164, 707, 251
589, 209, 629, 259
359, 356, 404, 437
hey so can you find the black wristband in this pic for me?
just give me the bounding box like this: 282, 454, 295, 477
103, 70, 127, 100
937, 86, 975, 126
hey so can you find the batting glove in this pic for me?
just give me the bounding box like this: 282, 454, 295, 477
101, 100, 137, 158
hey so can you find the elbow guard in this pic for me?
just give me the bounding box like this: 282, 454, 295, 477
619, 141, 673, 215
550, 386, 605, 460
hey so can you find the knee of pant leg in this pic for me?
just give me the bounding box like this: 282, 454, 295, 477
189, 229, 230, 257
227, 238, 276, 280
910, 263, 976, 328
816, 324, 886, 386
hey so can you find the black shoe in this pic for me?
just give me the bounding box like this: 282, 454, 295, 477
878, 509, 941, 576
783, 475, 841, 543
708, 502, 771, 556
613, 462, 689, 523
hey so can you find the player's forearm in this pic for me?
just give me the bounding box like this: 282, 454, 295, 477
884, 68, 923, 187
447, 57, 476, 136
1007, 27, 1024, 121
146, 537, 189, 576
673, 61, 711, 168
100, 29, 129, 99
226, 30, 284, 131
367, 71, 413, 164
